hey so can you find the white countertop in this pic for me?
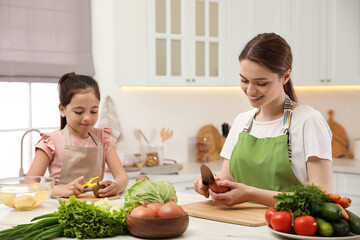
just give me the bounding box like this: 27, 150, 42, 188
0, 192, 281, 240
333, 157, 360, 174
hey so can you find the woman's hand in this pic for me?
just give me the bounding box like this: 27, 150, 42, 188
96, 180, 120, 197
193, 175, 211, 198
209, 180, 250, 206
52, 176, 86, 198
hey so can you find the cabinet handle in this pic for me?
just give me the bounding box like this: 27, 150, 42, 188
326, 79, 331, 82
191, 79, 196, 82
185, 79, 190, 82
320, 79, 325, 83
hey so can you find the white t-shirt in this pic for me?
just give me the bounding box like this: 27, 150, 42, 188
220, 105, 332, 184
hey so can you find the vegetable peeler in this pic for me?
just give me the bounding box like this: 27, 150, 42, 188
83, 176, 99, 188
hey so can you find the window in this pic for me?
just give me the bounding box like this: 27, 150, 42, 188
0, 82, 58, 178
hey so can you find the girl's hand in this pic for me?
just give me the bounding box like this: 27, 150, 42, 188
209, 180, 250, 207
54, 176, 86, 198
193, 175, 210, 198
96, 180, 120, 197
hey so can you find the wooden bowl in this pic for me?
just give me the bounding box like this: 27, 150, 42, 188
126, 212, 189, 239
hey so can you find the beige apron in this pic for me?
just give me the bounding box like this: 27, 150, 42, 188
59, 125, 104, 185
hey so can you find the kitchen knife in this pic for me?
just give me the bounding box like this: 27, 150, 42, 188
200, 164, 215, 186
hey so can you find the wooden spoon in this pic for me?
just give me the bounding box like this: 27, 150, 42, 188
160, 128, 173, 143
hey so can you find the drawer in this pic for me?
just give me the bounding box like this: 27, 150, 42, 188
336, 173, 360, 197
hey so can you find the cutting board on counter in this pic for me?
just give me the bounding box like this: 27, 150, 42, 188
58, 192, 120, 202
181, 200, 267, 227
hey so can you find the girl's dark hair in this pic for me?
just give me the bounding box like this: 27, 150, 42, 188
58, 72, 100, 129
239, 33, 297, 102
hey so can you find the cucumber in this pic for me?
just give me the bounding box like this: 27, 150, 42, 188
316, 217, 334, 237
320, 202, 342, 221
331, 219, 350, 236
346, 210, 360, 234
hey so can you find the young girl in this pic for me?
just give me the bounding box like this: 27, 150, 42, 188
194, 33, 333, 207
27, 73, 129, 198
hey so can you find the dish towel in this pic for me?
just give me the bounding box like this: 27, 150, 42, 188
98, 96, 122, 144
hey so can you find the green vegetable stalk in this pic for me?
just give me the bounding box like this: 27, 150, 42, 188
0, 214, 62, 240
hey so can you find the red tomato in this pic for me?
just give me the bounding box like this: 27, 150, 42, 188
294, 216, 318, 236
271, 211, 292, 233
265, 207, 276, 227
210, 178, 230, 193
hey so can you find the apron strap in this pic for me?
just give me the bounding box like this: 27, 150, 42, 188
282, 95, 293, 162
63, 126, 71, 145
242, 109, 260, 134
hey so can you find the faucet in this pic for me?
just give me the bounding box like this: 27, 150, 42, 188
20, 129, 41, 177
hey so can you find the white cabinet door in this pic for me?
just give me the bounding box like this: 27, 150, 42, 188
148, 0, 225, 86
327, 0, 360, 85
291, 0, 360, 86
114, 0, 148, 86
290, 0, 327, 86
226, 0, 292, 86
334, 172, 360, 215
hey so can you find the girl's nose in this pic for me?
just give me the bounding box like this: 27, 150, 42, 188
83, 114, 91, 121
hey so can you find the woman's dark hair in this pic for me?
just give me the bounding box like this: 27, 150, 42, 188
239, 33, 297, 102
58, 72, 100, 129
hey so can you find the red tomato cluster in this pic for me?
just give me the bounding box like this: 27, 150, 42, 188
265, 207, 318, 236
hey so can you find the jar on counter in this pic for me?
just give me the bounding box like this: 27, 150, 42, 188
146, 152, 159, 167
196, 137, 210, 162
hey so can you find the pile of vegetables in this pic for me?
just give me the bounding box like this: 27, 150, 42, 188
266, 184, 360, 237
0, 179, 178, 240
0, 197, 126, 240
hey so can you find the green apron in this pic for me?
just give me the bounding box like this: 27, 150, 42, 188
229, 95, 300, 192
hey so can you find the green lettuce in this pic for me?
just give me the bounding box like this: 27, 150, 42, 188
124, 179, 177, 210
57, 196, 126, 239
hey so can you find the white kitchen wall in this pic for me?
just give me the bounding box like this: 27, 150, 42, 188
91, 0, 360, 163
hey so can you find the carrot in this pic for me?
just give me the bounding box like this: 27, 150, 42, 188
336, 203, 349, 221
327, 193, 341, 203
338, 197, 352, 208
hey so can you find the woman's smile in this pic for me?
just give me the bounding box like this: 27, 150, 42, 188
248, 95, 263, 102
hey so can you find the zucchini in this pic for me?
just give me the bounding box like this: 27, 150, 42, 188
346, 210, 360, 234
316, 217, 334, 237
320, 202, 342, 221
331, 219, 350, 236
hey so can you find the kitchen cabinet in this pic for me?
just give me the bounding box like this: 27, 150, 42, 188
334, 172, 360, 215
290, 0, 360, 86
227, 0, 360, 86
148, 0, 225, 86
115, 0, 225, 86
226, 0, 292, 86
115, 0, 360, 86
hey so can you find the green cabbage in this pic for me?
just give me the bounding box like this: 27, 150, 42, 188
124, 179, 177, 210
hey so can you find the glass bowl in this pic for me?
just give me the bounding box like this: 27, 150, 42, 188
0, 176, 55, 210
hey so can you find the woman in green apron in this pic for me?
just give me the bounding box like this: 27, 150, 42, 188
194, 33, 333, 207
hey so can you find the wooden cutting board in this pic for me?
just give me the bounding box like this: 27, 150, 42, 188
58, 192, 120, 202
181, 200, 267, 227
327, 109, 353, 158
